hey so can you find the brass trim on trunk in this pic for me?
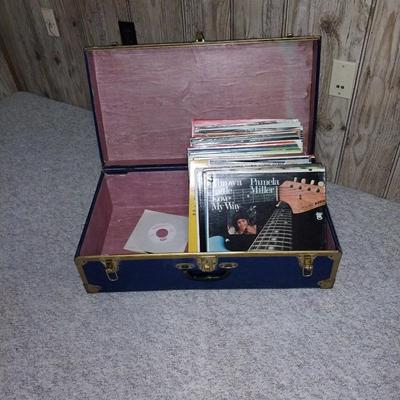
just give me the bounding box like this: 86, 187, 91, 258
75, 249, 341, 264
85, 36, 320, 52
318, 253, 342, 289
84, 284, 102, 293
75, 259, 103, 293
76, 250, 342, 288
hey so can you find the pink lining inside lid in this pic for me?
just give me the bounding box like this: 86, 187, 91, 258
87, 39, 318, 166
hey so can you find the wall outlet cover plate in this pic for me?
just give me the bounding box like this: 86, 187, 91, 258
329, 59, 357, 99
41, 8, 60, 38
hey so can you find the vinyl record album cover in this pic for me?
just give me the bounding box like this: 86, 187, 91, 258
201, 165, 327, 252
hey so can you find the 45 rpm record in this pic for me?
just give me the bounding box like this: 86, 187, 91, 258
124, 209, 188, 253
148, 222, 177, 243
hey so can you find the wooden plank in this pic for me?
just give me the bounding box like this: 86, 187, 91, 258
0, 0, 90, 107
182, 0, 231, 42
127, 0, 184, 43
233, 0, 285, 39
28, 0, 90, 108
286, 0, 372, 181
0, 0, 51, 97
385, 149, 400, 202
337, 0, 400, 197
77, 0, 131, 46
0, 39, 17, 98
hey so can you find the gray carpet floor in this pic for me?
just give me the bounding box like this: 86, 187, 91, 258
1, 92, 399, 400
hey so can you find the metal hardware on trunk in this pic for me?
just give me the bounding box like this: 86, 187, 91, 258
183, 269, 230, 281
84, 283, 102, 293
195, 32, 205, 43
101, 259, 119, 281
196, 255, 218, 273
175, 262, 195, 270
219, 262, 239, 270
76, 259, 87, 268
318, 279, 334, 289
298, 255, 314, 277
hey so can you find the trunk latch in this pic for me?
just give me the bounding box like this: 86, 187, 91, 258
101, 259, 119, 281
298, 255, 314, 277
196, 255, 218, 273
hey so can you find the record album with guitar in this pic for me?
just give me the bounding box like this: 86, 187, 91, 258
201, 166, 327, 252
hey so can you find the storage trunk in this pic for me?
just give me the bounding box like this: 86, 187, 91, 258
75, 36, 342, 293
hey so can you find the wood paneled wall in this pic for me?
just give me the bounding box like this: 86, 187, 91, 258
336, 0, 400, 200
0, 35, 17, 98
0, 0, 399, 202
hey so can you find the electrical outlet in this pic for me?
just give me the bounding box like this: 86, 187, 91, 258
41, 8, 60, 37
329, 60, 357, 99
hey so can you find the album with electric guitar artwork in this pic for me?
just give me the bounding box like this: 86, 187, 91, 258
197, 164, 327, 252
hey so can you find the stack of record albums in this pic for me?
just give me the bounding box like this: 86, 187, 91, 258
188, 119, 327, 253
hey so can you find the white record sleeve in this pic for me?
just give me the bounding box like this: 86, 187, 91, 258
124, 210, 188, 253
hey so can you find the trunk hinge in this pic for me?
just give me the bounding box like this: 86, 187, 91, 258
195, 32, 205, 43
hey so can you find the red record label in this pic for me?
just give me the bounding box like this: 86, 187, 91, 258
148, 223, 176, 243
